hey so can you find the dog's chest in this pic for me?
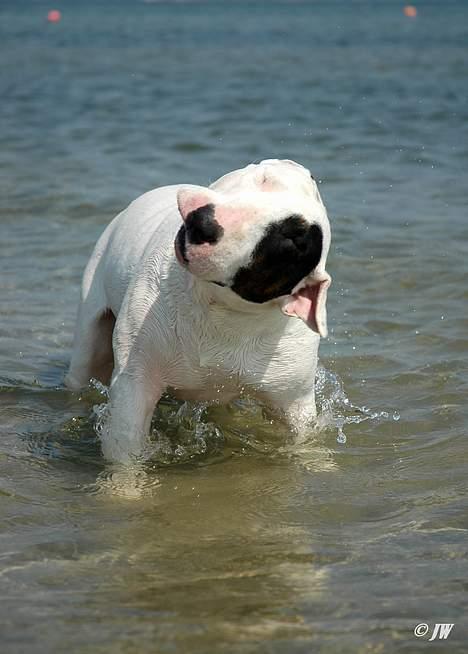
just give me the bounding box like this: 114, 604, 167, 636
168, 345, 243, 402
169, 306, 316, 403
175, 335, 272, 401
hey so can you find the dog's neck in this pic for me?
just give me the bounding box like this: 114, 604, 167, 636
193, 276, 286, 322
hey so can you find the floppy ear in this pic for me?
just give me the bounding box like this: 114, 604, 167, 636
280, 272, 331, 337
177, 186, 219, 222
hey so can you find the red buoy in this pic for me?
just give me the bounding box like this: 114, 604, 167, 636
47, 10, 62, 23
403, 6, 418, 17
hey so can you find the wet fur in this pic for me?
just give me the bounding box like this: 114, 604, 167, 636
66, 161, 331, 463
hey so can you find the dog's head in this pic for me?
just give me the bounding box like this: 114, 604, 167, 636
174, 159, 331, 336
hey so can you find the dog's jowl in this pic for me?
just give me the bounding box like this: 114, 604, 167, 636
66, 159, 332, 463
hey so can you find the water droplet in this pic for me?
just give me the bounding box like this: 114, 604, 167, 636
90, 378, 109, 397
175, 445, 185, 457
336, 430, 347, 445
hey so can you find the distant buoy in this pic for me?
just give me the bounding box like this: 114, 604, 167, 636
47, 10, 61, 23
403, 6, 417, 17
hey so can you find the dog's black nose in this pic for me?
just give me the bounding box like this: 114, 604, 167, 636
185, 203, 224, 245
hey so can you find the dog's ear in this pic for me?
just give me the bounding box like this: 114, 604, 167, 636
280, 272, 331, 337
177, 186, 220, 222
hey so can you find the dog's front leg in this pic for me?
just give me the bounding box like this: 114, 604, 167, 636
100, 368, 164, 464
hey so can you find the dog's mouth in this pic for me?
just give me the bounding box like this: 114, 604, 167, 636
174, 226, 189, 266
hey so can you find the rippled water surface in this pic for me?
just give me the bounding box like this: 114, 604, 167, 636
1, 1, 468, 652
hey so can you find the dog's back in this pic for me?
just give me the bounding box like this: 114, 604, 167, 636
83, 185, 191, 318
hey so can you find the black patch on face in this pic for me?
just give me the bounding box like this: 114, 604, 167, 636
176, 224, 188, 263
185, 203, 224, 245
231, 215, 323, 303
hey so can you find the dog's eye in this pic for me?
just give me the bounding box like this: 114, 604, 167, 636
211, 281, 227, 288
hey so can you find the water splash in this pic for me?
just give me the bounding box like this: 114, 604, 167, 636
315, 366, 396, 445
149, 399, 224, 465
89, 378, 109, 398
90, 368, 397, 464
91, 386, 225, 466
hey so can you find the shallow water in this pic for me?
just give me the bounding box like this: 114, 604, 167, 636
1, 1, 468, 652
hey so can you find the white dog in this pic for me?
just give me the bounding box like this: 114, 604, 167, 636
65, 159, 331, 463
